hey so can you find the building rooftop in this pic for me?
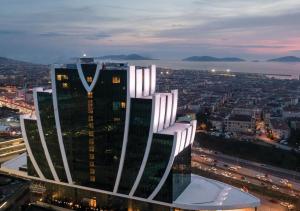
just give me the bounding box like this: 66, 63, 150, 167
174, 174, 260, 210
228, 114, 252, 122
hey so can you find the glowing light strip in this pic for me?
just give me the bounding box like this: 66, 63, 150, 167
51, 66, 73, 184
20, 115, 45, 179
33, 89, 59, 181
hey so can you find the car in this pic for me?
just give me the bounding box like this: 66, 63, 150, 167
272, 185, 279, 190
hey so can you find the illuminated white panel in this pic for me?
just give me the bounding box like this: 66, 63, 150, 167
143, 68, 150, 96
185, 126, 193, 147
171, 90, 178, 124
174, 131, 182, 156
164, 93, 173, 128
152, 94, 161, 133
150, 65, 156, 94
129, 66, 136, 97
158, 95, 166, 132
179, 129, 187, 152
190, 120, 197, 145
136, 68, 143, 97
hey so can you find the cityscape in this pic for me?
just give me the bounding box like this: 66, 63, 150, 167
1, 1, 300, 211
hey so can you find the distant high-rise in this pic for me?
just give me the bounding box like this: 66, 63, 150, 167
20, 57, 260, 210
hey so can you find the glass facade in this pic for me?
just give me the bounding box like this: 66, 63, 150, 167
24, 119, 53, 180
118, 98, 152, 194
154, 146, 191, 203
55, 64, 127, 191
55, 67, 90, 186
37, 92, 68, 182
92, 68, 127, 191
134, 134, 174, 199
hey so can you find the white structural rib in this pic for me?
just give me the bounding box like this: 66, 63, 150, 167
148, 132, 179, 200
150, 65, 156, 94
190, 120, 197, 145
170, 90, 178, 124
135, 68, 143, 98
113, 66, 133, 193
158, 95, 166, 132
129, 94, 160, 196
164, 93, 173, 129
51, 66, 73, 184
129, 66, 136, 97
179, 129, 187, 152
185, 126, 193, 147
143, 68, 150, 96
20, 115, 45, 179
33, 89, 59, 182
77, 63, 101, 93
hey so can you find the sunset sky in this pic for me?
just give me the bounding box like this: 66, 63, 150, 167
1, 0, 300, 63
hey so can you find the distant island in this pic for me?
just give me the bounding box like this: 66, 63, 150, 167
267, 56, 300, 62
182, 56, 245, 62
97, 54, 155, 60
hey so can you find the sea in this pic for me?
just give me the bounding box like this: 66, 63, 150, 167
118, 60, 300, 80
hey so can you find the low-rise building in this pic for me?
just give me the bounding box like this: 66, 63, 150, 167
269, 118, 290, 140
225, 114, 255, 134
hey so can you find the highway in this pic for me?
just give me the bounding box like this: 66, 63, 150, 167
192, 147, 300, 197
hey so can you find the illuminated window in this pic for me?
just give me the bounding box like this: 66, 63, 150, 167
113, 117, 120, 122
121, 101, 126, 109
87, 92, 93, 98
87, 76, 93, 83
89, 131, 94, 137
89, 161, 95, 167
88, 116, 93, 122
89, 146, 94, 152
62, 83, 69, 88
89, 198, 97, 207
89, 139, 94, 145
90, 168, 95, 174
57, 75, 68, 81
88, 123, 94, 129
90, 175, 95, 182
112, 102, 120, 111
89, 154, 95, 160
112, 76, 121, 84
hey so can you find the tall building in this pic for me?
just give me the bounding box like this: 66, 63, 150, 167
17, 57, 259, 210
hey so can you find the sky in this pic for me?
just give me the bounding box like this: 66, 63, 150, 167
1, 0, 300, 63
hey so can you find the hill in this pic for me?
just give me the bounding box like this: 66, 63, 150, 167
97, 54, 155, 60
268, 56, 300, 62
182, 56, 245, 62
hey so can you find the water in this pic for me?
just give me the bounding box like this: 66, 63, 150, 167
122, 60, 300, 79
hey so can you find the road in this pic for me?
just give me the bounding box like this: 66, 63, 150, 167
193, 147, 300, 182
192, 148, 300, 197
